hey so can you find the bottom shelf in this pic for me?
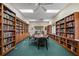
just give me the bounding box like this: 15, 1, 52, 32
60, 41, 79, 55
2, 46, 15, 55
67, 44, 71, 49
50, 34, 79, 56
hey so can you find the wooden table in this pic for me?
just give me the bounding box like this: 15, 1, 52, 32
33, 34, 48, 49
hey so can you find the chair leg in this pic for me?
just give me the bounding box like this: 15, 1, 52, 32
46, 44, 48, 50
37, 43, 40, 49
46, 39, 48, 50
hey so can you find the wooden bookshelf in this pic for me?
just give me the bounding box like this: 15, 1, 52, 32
46, 25, 52, 35
0, 3, 29, 56
16, 17, 29, 44
50, 12, 79, 56
0, 3, 16, 55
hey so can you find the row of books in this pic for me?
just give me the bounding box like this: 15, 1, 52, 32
16, 24, 20, 26
16, 30, 25, 33
3, 13, 14, 21
3, 25, 14, 30
56, 28, 65, 33
67, 40, 78, 46
4, 10, 15, 17
56, 25, 60, 28
60, 33, 65, 37
56, 15, 74, 25
56, 33, 60, 36
66, 28, 74, 34
3, 43, 13, 53
56, 29, 60, 32
66, 34, 74, 39
66, 15, 74, 22
16, 30, 20, 33
16, 25, 24, 28
60, 24, 64, 28
62, 38, 66, 42
16, 26, 20, 29
4, 37, 13, 45
16, 29, 25, 32
3, 18, 14, 25
60, 29, 65, 33
67, 40, 73, 45
71, 47, 77, 53
56, 33, 65, 37
3, 25, 8, 30
3, 19, 8, 24
8, 20, 14, 25
16, 21, 20, 25
8, 26, 14, 30
16, 28, 25, 30
4, 32, 13, 38
56, 23, 74, 29
66, 22, 74, 27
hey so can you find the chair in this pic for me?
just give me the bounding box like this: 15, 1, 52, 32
28, 36, 38, 46
37, 37, 48, 50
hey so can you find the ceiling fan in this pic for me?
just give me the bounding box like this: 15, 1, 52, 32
34, 3, 53, 11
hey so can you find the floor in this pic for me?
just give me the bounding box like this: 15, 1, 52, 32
6, 38, 75, 56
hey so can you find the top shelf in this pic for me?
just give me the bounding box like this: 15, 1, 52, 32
3, 4, 15, 15
4, 11, 15, 18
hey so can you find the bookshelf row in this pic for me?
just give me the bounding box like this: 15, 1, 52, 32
56, 13, 77, 39
46, 25, 52, 35
0, 3, 16, 56
50, 34, 79, 56
49, 12, 79, 56
16, 17, 29, 43
0, 3, 29, 56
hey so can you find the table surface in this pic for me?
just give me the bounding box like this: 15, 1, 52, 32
33, 34, 48, 38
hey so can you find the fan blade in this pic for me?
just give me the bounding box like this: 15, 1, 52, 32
34, 3, 40, 11
41, 6, 46, 11
35, 3, 53, 6
33, 5, 39, 11
40, 3, 53, 5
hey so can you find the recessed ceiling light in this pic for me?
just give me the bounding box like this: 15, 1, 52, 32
19, 9, 33, 13
46, 10, 60, 13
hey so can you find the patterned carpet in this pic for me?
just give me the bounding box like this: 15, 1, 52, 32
6, 38, 75, 56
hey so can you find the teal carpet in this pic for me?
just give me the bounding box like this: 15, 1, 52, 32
6, 38, 75, 56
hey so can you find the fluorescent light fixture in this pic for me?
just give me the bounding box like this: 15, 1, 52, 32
29, 19, 49, 22
29, 19, 37, 21
46, 10, 60, 13
43, 19, 49, 21
19, 9, 33, 13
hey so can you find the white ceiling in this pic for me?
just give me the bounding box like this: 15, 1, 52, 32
8, 3, 68, 21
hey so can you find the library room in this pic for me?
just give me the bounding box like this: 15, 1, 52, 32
0, 2, 79, 57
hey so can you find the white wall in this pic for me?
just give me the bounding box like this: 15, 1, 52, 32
52, 24, 56, 34
53, 3, 79, 23
51, 3, 79, 34
29, 21, 49, 35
